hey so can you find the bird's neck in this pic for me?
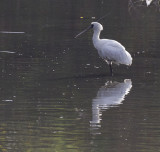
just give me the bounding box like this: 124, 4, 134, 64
92, 30, 101, 45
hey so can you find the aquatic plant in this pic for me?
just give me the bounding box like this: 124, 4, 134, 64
128, 0, 160, 12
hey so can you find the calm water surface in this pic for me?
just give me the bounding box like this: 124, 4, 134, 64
0, 0, 160, 152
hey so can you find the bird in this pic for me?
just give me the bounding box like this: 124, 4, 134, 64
75, 22, 132, 76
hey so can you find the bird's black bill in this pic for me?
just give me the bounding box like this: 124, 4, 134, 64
75, 25, 92, 38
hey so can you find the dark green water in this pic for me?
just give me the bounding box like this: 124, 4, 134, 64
0, 0, 160, 152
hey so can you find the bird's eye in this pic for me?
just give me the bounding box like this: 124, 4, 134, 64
91, 24, 94, 28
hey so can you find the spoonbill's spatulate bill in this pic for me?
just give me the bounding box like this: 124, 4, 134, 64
75, 22, 132, 76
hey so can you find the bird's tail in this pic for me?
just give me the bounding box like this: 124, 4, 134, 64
124, 51, 132, 66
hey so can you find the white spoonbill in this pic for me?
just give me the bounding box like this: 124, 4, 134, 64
75, 22, 132, 76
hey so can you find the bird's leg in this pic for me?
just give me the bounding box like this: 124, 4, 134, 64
109, 62, 113, 76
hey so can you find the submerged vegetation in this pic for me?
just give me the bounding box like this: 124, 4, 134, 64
128, 0, 160, 13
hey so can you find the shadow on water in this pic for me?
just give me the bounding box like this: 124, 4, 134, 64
47, 73, 108, 81
90, 79, 132, 134
47, 71, 133, 81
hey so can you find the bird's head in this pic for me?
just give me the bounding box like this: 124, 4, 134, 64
75, 22, 103, 38
91, 22, 103, 31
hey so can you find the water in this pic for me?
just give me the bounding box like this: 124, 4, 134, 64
0, 0, 160, 152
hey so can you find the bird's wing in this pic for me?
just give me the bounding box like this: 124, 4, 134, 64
99, 40, 131, 65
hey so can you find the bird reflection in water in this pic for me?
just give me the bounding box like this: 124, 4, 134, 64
90, 79, 132, 129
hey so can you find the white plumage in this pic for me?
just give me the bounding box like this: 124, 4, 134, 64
75, 22, 132, 76
92, 22, 132, 65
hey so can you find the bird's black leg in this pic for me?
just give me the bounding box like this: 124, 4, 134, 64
109, 62, 113, 76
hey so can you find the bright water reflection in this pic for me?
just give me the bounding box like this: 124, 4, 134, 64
90, 79, 132, 127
